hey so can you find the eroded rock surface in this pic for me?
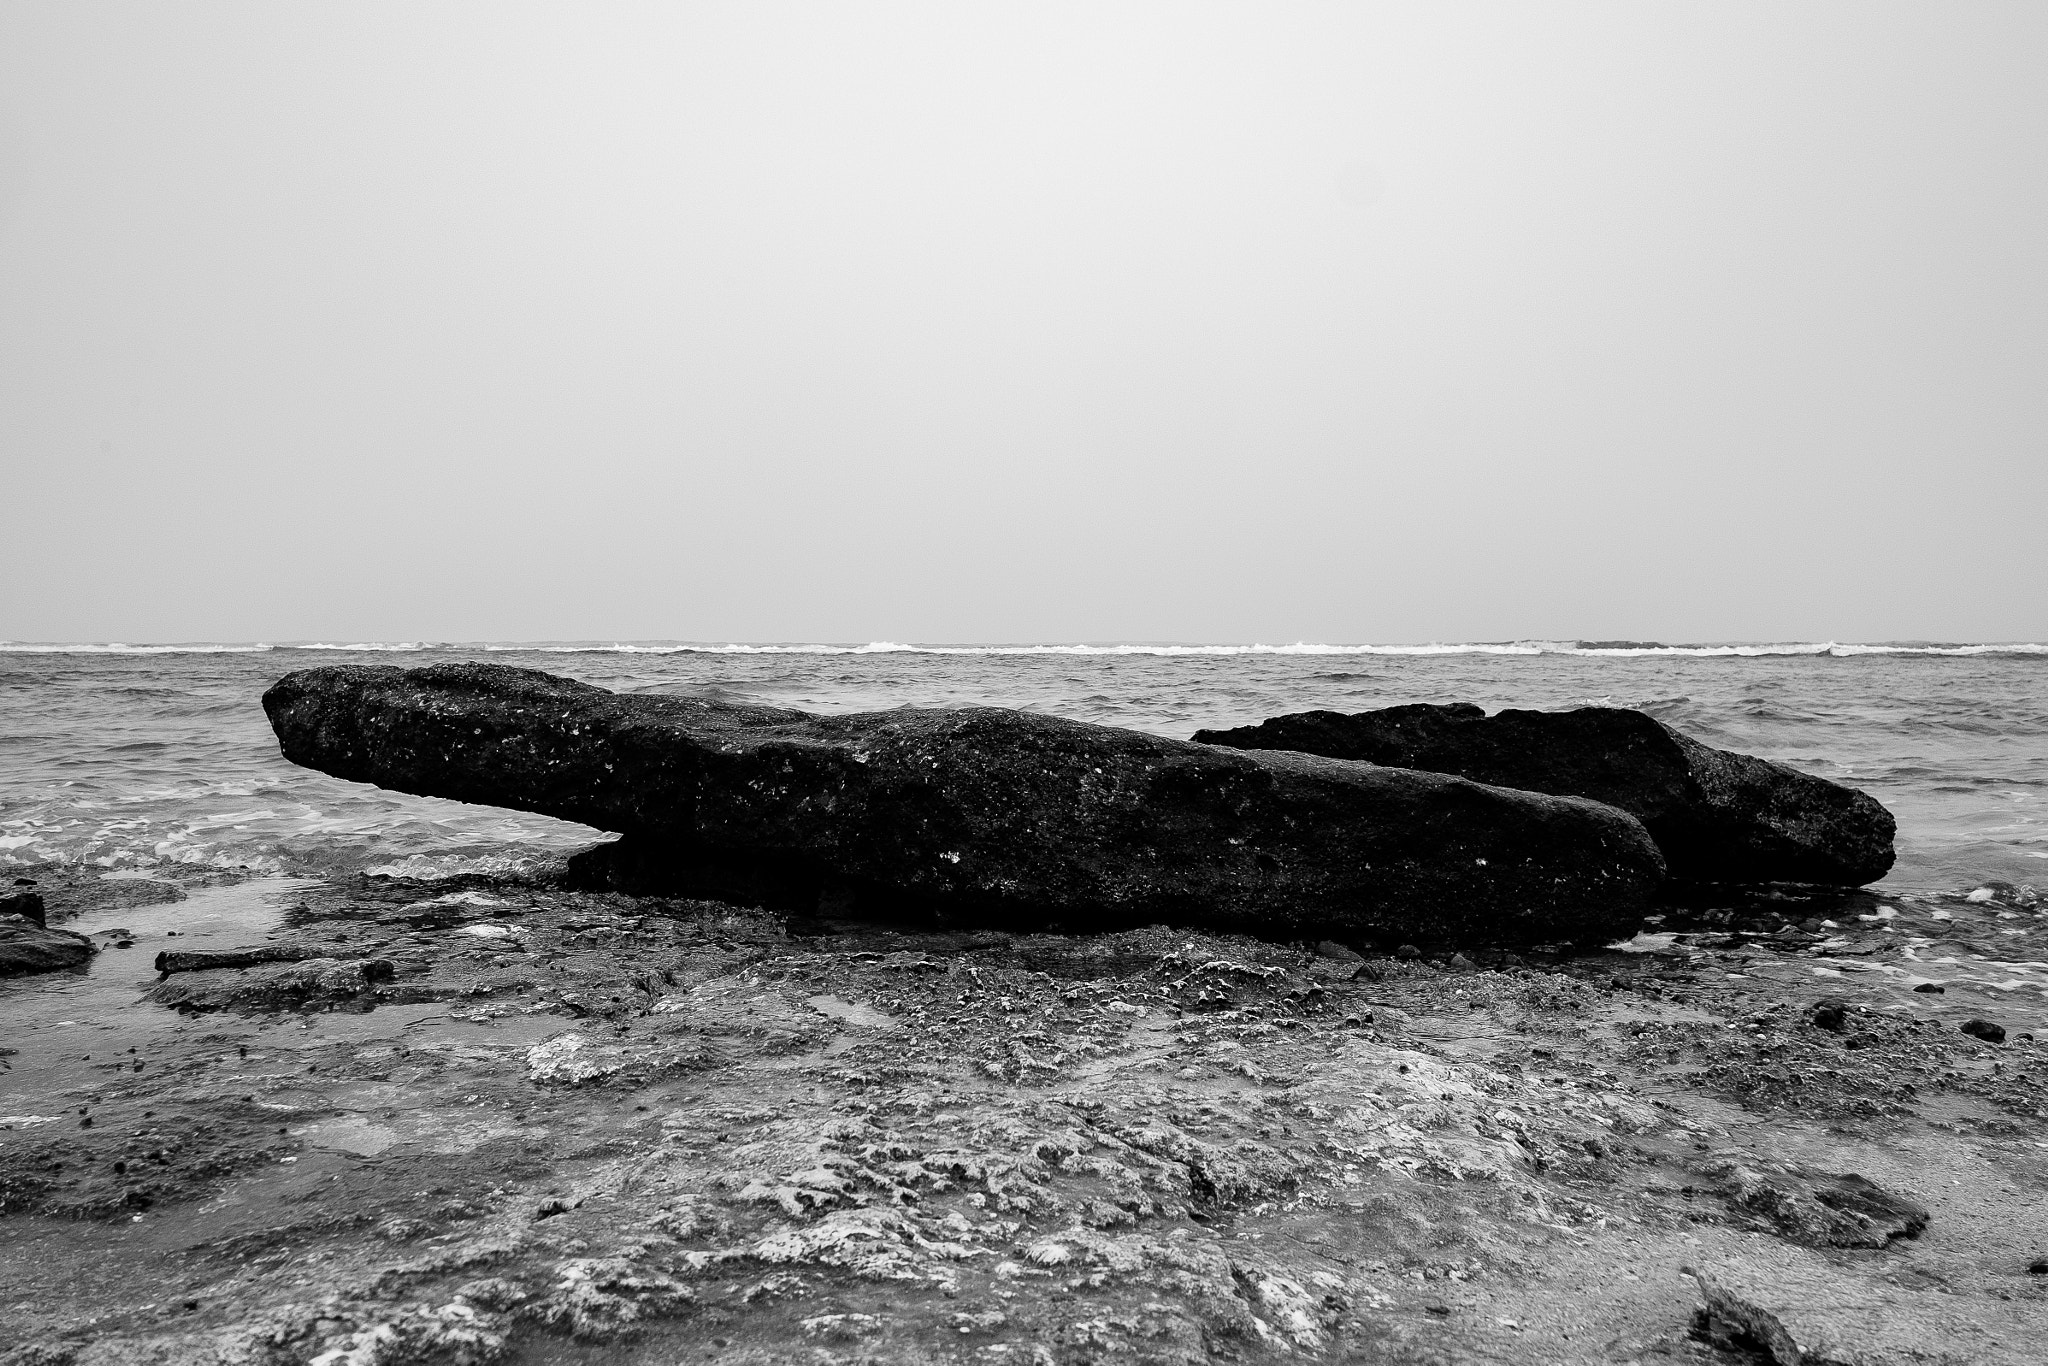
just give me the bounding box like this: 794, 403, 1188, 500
1194, 703, 1896, 886
1688, 1260, 2036, 1365
2, 873, 2046, 1364
0, 915, 94, 976
263, 664, 1665, 946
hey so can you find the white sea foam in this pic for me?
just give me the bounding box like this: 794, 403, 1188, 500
362, 852, 550, 881
0, 642, 275, 654
291, 642, 435, 651
422, 640, 2048, 658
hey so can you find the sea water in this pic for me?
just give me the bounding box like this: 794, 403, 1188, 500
2, 641, 2043, 895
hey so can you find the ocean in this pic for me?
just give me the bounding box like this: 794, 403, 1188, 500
2, 641, 2043, 897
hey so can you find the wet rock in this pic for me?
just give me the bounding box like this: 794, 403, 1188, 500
1, 883, 46, 928
1717, 1166, 1928, 1248
153, 945, 320, 975
1961, 1018, 2006, 1044
1193, 702, 1895, 886
262, 663, 1667, 946
1806, 998, 1851, 1032
0, 915, 95, 976
1687, 1262, 2035, 1365
145, 956, 396, 1011
1964, 880, 2040, 908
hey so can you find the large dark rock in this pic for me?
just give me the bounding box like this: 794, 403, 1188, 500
0, 915, 95, 976
1192, 703, 1895, 886
263, 664, 1666, 946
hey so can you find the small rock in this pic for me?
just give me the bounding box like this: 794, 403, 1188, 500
1395, 944, 1422, 960
1960, 1019, 2006, 1044
1806, 998, 1851, 1032
1911, 982, 1945, 994
2028, 1258, 2047, 1275
1314, 940, 1362, 962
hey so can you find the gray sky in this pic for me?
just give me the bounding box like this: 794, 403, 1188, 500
3, 2, 2044, 644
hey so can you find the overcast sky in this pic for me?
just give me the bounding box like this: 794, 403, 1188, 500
3, 3, 2043, 644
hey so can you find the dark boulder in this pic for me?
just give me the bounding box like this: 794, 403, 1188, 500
263, 663, 1666, 946
1192, 703, 1894, 886
1, 884, 45, 928
0, 915, 95, 976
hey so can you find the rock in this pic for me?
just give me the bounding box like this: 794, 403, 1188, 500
0, 915, 95, 976
1192, 703, 1895, 886
1911, 981, 1945, 994
1806, 998, 1851, 1032
1718, 1166, 1928, 1248
263, 663, 1667, 947
1960, 1018, 2006, 1044
1313, 940, 1362, 962
1687, 1261, 2035, 1365
1, 884, 46, 928
154, 946, 320, 975
146, 956, 397, 1012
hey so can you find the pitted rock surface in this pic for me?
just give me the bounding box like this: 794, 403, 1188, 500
263, 664, 1665, 946
1195, 702, 1895, 886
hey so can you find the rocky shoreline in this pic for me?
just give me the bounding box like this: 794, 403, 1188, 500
2, 671, 2042, 1364
1, 861, 2044, 1365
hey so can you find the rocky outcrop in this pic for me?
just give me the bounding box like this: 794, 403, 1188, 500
1192, 703, 1895, 886
263, 664, 1666, 946
0, 914, 95, 976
